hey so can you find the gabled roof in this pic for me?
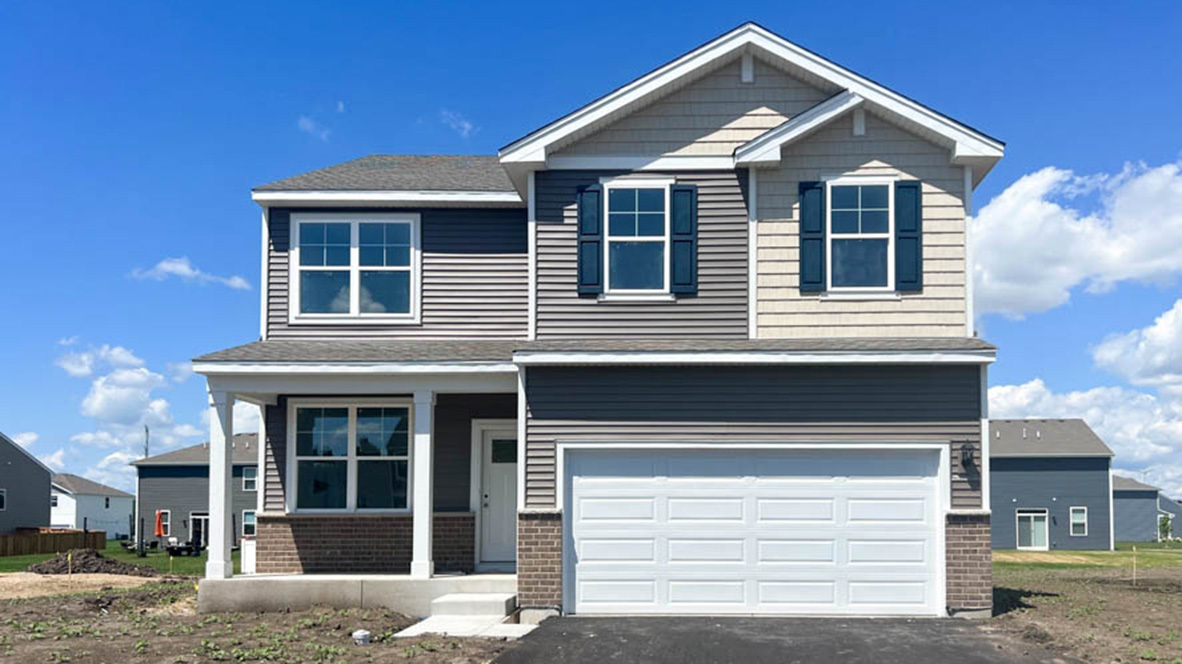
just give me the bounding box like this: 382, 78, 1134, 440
989, 419, 1114, 458
499, 22, 1004, 187
52, 473, 132, 498
734, 90, 864, 167
131, 434, 259, 467
0, 430, 53, 477
1113, 475, 1160, 492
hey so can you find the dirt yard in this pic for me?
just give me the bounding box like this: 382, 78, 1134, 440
991, 566, 1182, 664
0, 572, 159, 600
0, 582, 515, 663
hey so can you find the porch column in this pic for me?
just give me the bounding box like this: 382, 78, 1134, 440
410, 390, 435, 578
205, 389, 235, 580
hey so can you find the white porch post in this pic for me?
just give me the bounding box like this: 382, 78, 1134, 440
206, 389, 235, 580
410, 390, 435, 578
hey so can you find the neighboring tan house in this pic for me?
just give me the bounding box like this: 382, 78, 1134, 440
989, 419, 1113, 551
1114, 476, 1180, 542
131, 435, 259, 547
193, 22, 1005, 619
51, 474, 135, 539
0, 431, 52, 535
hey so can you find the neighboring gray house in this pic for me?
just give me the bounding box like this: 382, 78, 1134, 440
989, 419, 1113, 551
192, 22, 1007, 618
0, 431, 52, 535
51, 474, 135, 539
1113, 476, 1179, 542
132, 435, 258, 546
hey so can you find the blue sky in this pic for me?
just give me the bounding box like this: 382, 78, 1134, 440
3, 1, 1182, 492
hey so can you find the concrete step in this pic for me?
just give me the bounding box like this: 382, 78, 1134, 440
430, 592, 517, 617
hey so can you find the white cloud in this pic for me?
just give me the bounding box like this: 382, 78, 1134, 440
131, 257, 250, 290
84, 451, 140, 491
55, 344, 143, 377
298, 115, 331, 141
971, 161, 1182, 318
166, 361, 194, 383
440, 109, 475, 139
1092, 298, 1182, 389
199, 401, 262, 435
56, 352, 95, 377
11, 431, 38, 448
80, 368, 168, 425
58, 336, 79, 346
39, 449, 66, 472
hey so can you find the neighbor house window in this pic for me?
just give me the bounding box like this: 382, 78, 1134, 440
242, 466, 257, 492
1070, 506, 1088, 537
1016, 509, 1048, 550
51, 494, 58, 508
604, 180, 671, 293
159, 510, 170, 537
291, 403, 410, 511
827, 179, 893, 290
242, 510, 257, 537
0, 488, 6, 511
104, 497, 110, 509
292, 213, 420, 321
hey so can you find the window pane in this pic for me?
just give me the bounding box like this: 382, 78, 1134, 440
386, 223, 411, 244
860, 210, 889, 233
608, 189, 634, 212
636, 213, 664, 237
356, 407, 408, 456
609, 241, 664, 290
324, 246, 350, 266
1032, 515, 1047, 547
295, 407, 349, 457
636, 188, 664, 212
609, 213, 636, 237
1017, 516, 1032, 548
243, 512, 256, 526
300, 223, 325, 245
861, 185, 889, 209
832, 239, 888, 288
357, 460, 408, 509
359, 223, 384, 244
831, 185, 858, 209
359, 246, 385, 266
831, 210, 859, 234
297, 461, 347, 509
299, 246, 325, 267
300, 271, 350, 313
324, 223, 350, 244
491, 439, 517, 463
386, 246, 410, 267
360, 271, 410, 314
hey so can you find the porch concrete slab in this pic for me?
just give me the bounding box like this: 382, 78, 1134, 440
395, 615, 507, 638
431, 592, 517, 616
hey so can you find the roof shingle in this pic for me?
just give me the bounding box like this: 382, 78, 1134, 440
989, 419, 1114, 458
131, 434, 259, 467
254, 155, 514, 193
52, 474, 133, 498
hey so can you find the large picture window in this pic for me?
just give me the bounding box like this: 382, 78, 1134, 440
290, 403, 411, 512
826, 179, 894, 291
603, 179, 671, 293
291, 213, 420, 322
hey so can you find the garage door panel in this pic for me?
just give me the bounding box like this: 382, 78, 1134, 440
758, 580, 837, 605
579, 538, 657, 562
667, 538, 746, 562
756, 538, 837, 563
577, 496, 655, 521
848, 539, 928, 564
847, 498, 930, 524
667, 497, 744, 522
756, 498, 836, 523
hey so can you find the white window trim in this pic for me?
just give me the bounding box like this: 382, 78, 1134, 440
242, 509, 257, 537
600, 176, 675, 296
824, 175, 896, 294
285, 398, 414, 514
1015, 508, 1049, 551
1069, 506, 1088, 537
242, 466, 258, 492
159, 509, 171, 537
289, 212, 422, 325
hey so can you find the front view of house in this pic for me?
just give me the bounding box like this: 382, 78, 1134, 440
194, 23, 1003, 618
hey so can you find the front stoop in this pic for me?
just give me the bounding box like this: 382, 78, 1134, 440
396, 592, 535, 639
431, 592, 517, 616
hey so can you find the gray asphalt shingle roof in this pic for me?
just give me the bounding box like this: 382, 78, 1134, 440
1113, 475, 1160, 492
989, 419, 1114, 458
253, 155, 514, 192
194, 337, 995, 364
52, 473, 133, 498
131, 434, 259, 467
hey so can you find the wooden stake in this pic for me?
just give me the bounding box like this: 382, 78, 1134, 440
1133, 545, 1137, 586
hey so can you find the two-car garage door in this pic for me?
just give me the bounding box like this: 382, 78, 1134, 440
565, 448, 943, 615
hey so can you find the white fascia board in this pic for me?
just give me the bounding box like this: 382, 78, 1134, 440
500, 23, 1003, 167
193, 361, 518, 376
735, 91, 864, 166
512, 350, 996, 366
250, 190, 524, 207
545, 155, 736, 171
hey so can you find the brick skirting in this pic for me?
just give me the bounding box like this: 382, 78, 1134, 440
517, 512, 563, 609
256, 513, 474, 574
946, 512, 992, 615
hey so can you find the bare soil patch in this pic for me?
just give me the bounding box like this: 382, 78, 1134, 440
992, 566, 1182, 663
26, 548, 160, 577
0, 582, 515, 663
0, 572, 159, 600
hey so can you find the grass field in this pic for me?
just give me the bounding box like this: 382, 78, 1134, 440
993, 543, 1182, 570
0, 540, 240, 575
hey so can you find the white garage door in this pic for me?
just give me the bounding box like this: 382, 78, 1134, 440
565, 447, 943, 615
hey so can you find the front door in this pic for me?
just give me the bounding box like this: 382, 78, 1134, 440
1016, 510, 1049, 550
480, 430, 518, 564
190, 512, 209, 548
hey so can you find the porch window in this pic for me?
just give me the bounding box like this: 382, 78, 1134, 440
292, 404, 411, 512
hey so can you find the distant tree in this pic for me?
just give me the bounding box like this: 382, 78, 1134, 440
1160, 514, 1174, 541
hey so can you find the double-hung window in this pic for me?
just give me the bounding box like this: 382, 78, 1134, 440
292, 213, 420, 322
603, 179, 672, 293
1070, 506, 1088, 537
827, 178, 894, 291
159, 510, 170, 537
242, 510, 257, 537
290, 403, 411, 512
242, 466, 257, 492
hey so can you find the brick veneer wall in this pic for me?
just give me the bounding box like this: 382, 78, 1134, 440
946, 512, 992, 615
256, 513, 474, 574
517, 512, 563, 609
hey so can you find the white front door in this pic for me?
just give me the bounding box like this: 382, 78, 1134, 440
480, 430, 518, 563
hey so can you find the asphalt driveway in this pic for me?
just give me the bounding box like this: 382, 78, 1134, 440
496, 616, 1078, 664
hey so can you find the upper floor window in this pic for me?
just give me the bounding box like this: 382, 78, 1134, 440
104, 496, 110, 509
51, 494, 58, 508
242, 466, 257, 492
604, 179, 672, 293
291, 213, 421, 323
827, 179, 893, 291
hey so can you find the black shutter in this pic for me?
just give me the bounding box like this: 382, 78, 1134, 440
669, 184, 698, 295
895, 180, 923, 292
576, 184, 603, 296
799, 181, 826, 293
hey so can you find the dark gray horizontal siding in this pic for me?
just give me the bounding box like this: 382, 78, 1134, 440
137, 465, 257, 544
1114, 491, 1160, 542
267, 208, 528, 339
524, 365, 982, 510
263, 399, 287, 513
535, 170, 749, 338
989, 457, 1111, 550
0, 440, 51, 534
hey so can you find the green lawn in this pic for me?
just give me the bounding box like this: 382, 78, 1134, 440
994, 545, 1182, 570
0, 540, 240, 575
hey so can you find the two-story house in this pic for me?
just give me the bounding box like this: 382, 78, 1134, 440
194, 23, 1003, 619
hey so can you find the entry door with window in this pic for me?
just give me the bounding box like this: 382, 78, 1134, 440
480, 431, 517, 565
1016, 510, 1048, 550
190, 513, 210, 547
